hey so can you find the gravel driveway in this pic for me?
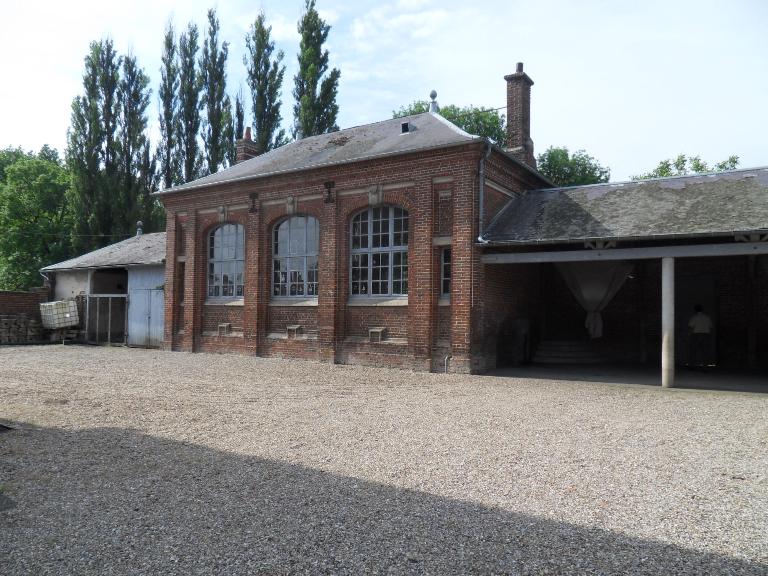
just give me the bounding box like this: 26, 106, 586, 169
1, 345, 767, 575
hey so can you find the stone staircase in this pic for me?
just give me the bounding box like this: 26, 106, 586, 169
532, 340, 608, 365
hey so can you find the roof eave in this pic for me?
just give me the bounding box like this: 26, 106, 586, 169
41, 260, 165, 273
481, 228, 768, 247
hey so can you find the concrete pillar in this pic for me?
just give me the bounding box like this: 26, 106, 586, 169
661, 257, 675, 388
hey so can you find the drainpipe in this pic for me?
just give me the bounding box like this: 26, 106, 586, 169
477, 142, 492, 242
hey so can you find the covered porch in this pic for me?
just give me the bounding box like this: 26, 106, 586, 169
482, 243, 768, 388
478, 167, 768, 387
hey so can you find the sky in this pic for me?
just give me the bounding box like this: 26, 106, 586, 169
1, 0, 766, 181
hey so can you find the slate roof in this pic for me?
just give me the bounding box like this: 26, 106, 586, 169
41, 233, 166, 272
483, 167, 768, 245
161, 112, 479, 194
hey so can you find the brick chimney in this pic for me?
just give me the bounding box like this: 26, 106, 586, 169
235, 127, 259, 164
504, 62, 536, 168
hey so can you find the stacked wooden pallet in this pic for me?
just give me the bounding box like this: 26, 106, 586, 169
0, 314, 43, 344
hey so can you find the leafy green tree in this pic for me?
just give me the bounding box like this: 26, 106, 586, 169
221, 94, 234, 168
536, 146, 610, 187
0, 147, 28, 182
67, 39, 122, 252
632, 154, 739, 180
245, 12, 287, 153
68, 40, 161, 253
200, 9, 230, 175
234, 89, 245, 141
226, 89, 246, 165
292, 0, 340, 138
0, 151, 73, 290
393, 101, 507, 146
117, 53, 161, 235
177, 22, 203, 182
157, 22, 180, 189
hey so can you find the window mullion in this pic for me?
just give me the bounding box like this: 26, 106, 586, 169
367, 208, 373, 295
389, 208, 395, 295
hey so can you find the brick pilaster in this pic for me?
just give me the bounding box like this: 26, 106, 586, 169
318, 199, 340, 362
244, 204, 261, 354
409, 181, 435, 367
163, 213, 178, 350
182, 211, 199, 352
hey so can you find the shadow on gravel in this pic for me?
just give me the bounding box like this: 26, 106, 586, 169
2, 423, 765, 575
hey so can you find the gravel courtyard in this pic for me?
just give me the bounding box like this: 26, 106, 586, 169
1, 345, 767, 575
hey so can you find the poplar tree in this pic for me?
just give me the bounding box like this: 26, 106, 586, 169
235, 90, 245, 140
68, 40, 161, 252
225, 90, 246, 166
292, 0, 340, 138
245, 12, 287, 153
177, 22, 203, 182
117, 54, 160, 236
67, 39, 122, 251
157, 22, 180, 189
200, 9, 230, 175
226, 90, 246, 165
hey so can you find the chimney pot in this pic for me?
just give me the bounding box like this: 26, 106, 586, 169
516, 62, 524, 73
244, 126, 252, 141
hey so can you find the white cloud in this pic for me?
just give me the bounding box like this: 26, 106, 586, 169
269, 13, 300, 43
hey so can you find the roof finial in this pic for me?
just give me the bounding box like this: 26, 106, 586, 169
429, 90, 439, 113
136, 221, 143, 236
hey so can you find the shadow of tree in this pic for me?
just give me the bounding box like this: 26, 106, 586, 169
2, 423, 765, 575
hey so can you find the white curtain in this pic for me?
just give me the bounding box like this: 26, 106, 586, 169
556, 261, 633, 339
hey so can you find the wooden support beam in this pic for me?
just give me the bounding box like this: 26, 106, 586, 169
482, 242, 768, 264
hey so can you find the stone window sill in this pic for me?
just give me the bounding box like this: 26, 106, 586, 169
438, 296, 450, 306
269, 298, 318, 307
204, 298, 244, 307
347, 297, 408, 307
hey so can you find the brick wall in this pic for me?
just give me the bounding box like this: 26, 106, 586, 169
160, 140, 551, 372
268, 306, 318, 334
345, 307, 408, 339
202, 305, 244, 334
0, 290, 47, 320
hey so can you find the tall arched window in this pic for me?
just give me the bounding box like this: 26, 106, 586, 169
208, 224, 245, 298
350, 206, 408, 296
272, 216, 319, 297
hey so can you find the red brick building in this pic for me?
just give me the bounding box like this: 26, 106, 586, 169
157, 64, 768, 383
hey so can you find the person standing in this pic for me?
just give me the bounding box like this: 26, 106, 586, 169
688, 304, 714, 368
